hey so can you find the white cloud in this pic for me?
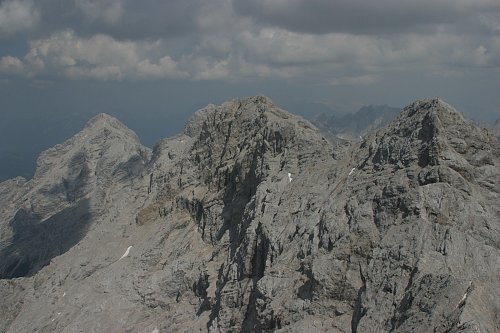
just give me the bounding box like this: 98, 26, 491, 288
0, 29, 301, 80
230, 26, 500, 82
2, 30, 187, 80
0, 0, 39, 37
237, 29, 387, 66
137, 56, 188, 79
0, 56, 24, 74
186, 56, 231, 80
1, 15, 499, 83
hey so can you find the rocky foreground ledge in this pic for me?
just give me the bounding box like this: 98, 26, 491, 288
0, 96, 499, 333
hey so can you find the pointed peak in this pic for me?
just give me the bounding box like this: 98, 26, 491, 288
85, 113, 125, 130
387, 98, 468, 138
82, 113, 140, 141
33, 113, 147, 180
404, 98, 464, 120
365, 98, 498, 169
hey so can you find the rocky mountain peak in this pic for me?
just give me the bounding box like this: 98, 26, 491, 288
185, 95, 315, 138
83, 113, 140, 140
0, 111, 151, 282
33, 112, 148, 181
0, 97, 499, 333
362, 98, 498, 173
404, 98, 462, 117
179, 96, 328, 188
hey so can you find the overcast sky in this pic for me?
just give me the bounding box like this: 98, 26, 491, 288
1, 0, 499, 143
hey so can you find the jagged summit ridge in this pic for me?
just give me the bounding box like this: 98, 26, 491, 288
185, 95, 319, 138
361, 98, 498, 171
0, 96, 499, 333
405, 98, 463, 117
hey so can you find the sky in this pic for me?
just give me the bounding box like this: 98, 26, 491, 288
0, 0, 499, 179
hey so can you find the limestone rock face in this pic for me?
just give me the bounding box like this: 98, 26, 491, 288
0, 97, 498, 333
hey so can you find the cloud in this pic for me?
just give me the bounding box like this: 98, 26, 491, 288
232, 0, 500, 35
137, 56, 189, 79
1, 0, 499, 83
0, 27, 302, 80
26, 0, 222, 40
75, 0, 124, 26
230, 26, 499, 81
2, 26, 498, 82
0, 30, 187, 80
330, 74, 379, 86
0, 0, 40, 37
0, 55, 24, 74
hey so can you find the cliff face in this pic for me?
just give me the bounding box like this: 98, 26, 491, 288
0, 97, 498, 333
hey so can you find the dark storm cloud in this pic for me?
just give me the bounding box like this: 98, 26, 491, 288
34, 0, 205, 40
9, 0, 498, 40
232, 0, 500, 35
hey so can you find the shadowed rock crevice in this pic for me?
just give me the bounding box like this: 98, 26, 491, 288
351, 266, 367, 333
193, 271, 211, 315
0, 199, 92, 279
219, 148, 262, 254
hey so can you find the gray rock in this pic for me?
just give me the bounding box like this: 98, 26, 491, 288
0, 97, 498, 333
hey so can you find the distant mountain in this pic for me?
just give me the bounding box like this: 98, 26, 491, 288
279, 100, 338, 120
1, 97, 499, 333
493, 118, 500, 141
0, 110, 187, 182
0, 111, 90, 181
312, 104, 401, 142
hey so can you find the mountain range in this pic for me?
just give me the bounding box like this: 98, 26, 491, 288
491, 118, 500, 141
311, 104, 401, 142
0, 96, 499, 333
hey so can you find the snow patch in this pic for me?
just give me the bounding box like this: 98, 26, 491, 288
62, 292, 66, 297
119, 246, 132, 260
151, 329, 159, 333
460, 291, 468, 304
349, 168, 356, 176
288, 172, 293, 182
458, 280, 472, 306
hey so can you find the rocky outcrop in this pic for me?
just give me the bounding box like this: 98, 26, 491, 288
0, 97, 498, 333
